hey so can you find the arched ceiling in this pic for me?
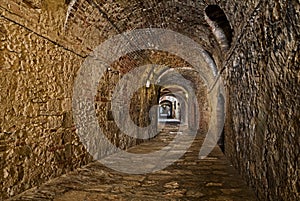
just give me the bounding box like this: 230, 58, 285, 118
66, 0, 226, 115
65, 0, 225, 68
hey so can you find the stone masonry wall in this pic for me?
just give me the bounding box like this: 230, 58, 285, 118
0, 1, 158, 199
0, 16, 92, 199
223, 1, 299, 200
94, 64, 159, 156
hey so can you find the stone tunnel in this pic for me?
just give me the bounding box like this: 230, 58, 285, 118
0, 0, 299, 200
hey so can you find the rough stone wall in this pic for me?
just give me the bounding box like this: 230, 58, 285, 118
177, 69, 210, 133
0, 16, 92, 199
223, 1, 299, 200
0, 1, 159, 199
0, 1, 94, 199
94, 66, 158, 156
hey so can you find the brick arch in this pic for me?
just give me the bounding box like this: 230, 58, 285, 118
205, 5, 234, 50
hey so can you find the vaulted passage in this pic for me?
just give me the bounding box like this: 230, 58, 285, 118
0, 1, 299, 201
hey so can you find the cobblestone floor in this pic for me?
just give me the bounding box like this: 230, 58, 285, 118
8, 124, 258, 201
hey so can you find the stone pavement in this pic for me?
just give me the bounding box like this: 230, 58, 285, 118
8, 125, 258, 201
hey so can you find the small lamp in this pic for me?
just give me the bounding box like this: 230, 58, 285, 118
146, 80, 150, 88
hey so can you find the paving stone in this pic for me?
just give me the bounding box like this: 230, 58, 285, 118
8, 125, 257, 201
